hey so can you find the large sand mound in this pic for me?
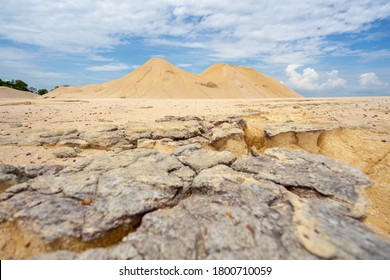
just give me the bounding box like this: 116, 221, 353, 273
0, 87, 37, 98
48, 58, 302, 99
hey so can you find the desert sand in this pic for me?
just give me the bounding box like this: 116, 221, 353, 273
48, 58, 301, 99
0, 96, 389, 259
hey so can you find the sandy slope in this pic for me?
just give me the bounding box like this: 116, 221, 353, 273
200, 64, 301, 98
0, 87, 37, 99
48, 58, 302, 99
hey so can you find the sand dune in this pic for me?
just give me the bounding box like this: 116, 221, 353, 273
0, 87, 38, 99
200, 64, 301, 98
91, 58, 225, 99
48, 58, 302, 99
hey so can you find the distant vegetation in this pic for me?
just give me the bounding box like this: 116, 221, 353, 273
0, 78, 49, 95
52, 85, 70, 90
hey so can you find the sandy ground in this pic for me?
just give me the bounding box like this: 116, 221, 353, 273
1, 96, 389, 239
0, 87, 38, 99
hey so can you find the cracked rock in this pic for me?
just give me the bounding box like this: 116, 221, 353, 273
264, 123, 340, 137
0, 164, 19, 192
0, 149, 195, 243
125, 121, 203, 141
232, 148, 371, 216
173, 144, 236, 172
1, 147, 389, 260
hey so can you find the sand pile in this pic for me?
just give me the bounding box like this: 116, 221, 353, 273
0, 87, 38, 98
200, 64, 301, 98
48, 58, 302, 99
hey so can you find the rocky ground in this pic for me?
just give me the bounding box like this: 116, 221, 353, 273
0, 97, 389, 259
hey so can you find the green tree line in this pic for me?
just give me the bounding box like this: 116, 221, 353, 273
0, 78, 48, 95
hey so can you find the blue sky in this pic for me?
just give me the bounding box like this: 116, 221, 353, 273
0, 0, 389, 97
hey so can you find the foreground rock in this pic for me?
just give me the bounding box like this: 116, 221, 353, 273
0, 149, 194, 243
1, 147, 389, 259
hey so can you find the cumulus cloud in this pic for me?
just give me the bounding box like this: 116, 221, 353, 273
285, 64, 346, 90
359, 72, 383, 86
0, 0, 389, 63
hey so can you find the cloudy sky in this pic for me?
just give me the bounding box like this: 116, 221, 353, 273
0, 0, 389, 97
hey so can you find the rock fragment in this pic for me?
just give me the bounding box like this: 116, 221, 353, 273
53, 147, 78, 158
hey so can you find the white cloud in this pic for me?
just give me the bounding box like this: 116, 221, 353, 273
177, 63, 192, 68
0, 1, 389, 63
359, 72, 383, 86
0, 47, 37, 61
323, 70, 347, 89
87, 55, 114, 62
0, 47, 67, 79
86, 63, 135, 72
285, 64, 346, 90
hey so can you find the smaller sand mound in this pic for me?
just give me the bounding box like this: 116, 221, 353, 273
200, 64, 302, 98
48, 85, 101, 98
0, 87, 38, 99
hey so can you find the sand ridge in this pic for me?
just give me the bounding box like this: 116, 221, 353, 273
48, 58, 302, 99
0, 87, 38, 99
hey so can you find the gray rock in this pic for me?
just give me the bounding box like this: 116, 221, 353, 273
286, 192, 390, 259
156, 115, 204, 122
0, 172, 18, 193
125, 120, 203, 141
208, 122, 245, 144
0, 149, 195, 243
250, 146, 260, 157
81, 130, 127, 149
232, 148, 371, 215
53, 147, 78, 158
0, 164, 27, 193
264, 123, 340, 137
117, 158, 387, 260
137, 139, 156, 149
0, 164, 18, 175
2, 116, 249, 154
209, 116, 247, 129
39, 129, 79, 138
94, 124, 119, 132
174, 144, 236, 172
20, 164, 64, 178
0, 164, 64, 193
9, 122, 23, 128
57, 139, 89, 148
2, 148, 389, 260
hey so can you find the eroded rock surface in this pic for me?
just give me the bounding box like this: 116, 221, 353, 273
0, 116, 248, 155
264, 123, 340, 137
1, 147, 389, 260
0, 149, 194, 243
